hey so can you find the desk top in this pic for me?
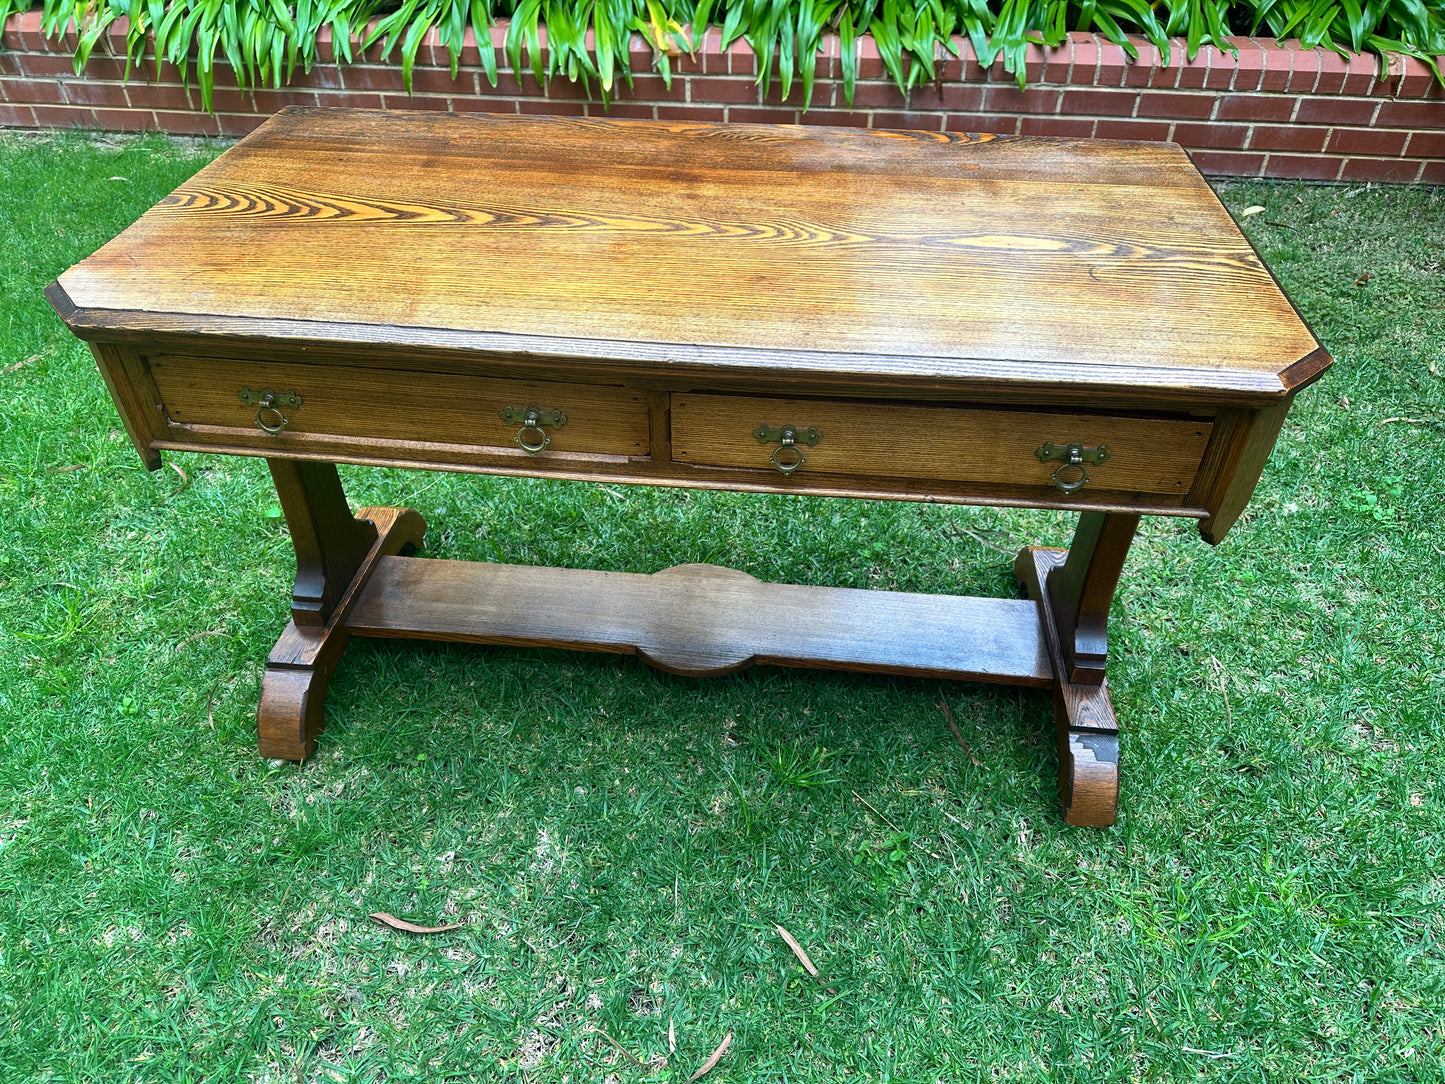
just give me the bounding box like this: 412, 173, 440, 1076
53, 108, 1327, 405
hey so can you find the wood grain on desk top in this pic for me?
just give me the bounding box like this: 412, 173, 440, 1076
54, 108, 1327, 402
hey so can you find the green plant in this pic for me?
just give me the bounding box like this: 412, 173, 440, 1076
7, 0, 1444, 112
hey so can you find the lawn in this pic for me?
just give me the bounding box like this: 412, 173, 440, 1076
1, 130, 1442, 1083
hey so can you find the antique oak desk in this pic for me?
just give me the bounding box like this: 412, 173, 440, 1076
49, 108, 1329, 826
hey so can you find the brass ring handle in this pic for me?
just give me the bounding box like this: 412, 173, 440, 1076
770, 442, 806, 474
255, 395, 288, 434
755, 423, 821, 475
516, 422, 549, 454
238, 387, 302, 435
501, 405, 567, 456
1050, 461, 1090, 492
1036, 441, 1110, 493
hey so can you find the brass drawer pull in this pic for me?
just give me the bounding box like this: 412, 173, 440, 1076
754, 423, 821, 475
501, 405, 567, 454
1036, 441, 1110, 492
238, 387, 302, 434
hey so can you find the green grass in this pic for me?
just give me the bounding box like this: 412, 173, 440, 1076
1, 130, 1443, 1082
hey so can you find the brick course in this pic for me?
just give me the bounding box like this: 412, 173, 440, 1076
1, 11, 1441, 183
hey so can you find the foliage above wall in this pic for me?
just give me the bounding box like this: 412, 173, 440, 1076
7, 0, 1444, 111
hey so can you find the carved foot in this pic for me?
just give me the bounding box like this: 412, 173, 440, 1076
257, 506, 426, 760
1052, 683, 1120, 827
1016, 544, 1121, 827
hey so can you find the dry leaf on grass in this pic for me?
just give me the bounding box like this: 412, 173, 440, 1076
368, 912, 463, 934
775, 924, 819, 977
1239, 205, 1266, 217
590, 1027, 644, 1068
167, 461, 189, 496
687, 1031, 732, 1082
938, 701, 983, 767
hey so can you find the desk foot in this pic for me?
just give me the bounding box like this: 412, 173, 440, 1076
1016, 546, 1121, 827
258, 504, 427, 760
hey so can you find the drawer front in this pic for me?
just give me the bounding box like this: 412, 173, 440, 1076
149, 355, 649, 457
672, 394, 1211, 495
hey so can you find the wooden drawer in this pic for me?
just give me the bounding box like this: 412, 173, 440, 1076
148, 355, 649, 458
671, 394, 1211, 496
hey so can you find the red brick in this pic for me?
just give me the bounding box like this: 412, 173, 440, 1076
153, 109, 221, 135
1172, 46, 1210, 90
728, 106, 799, 124
342, 64, 407, 92
1398, 55, 1445, 98
59, 54, 128, 81
1187, 149, 1265, 176
407, 67, 478, 95
598, 102, 656, 119
798, 108, 869, 128
1067, 32, 1100, 86
1171, 121, 1248, 149
871, 111, 945, 131
1419, 160, 1445, 185
286, 66, 345, 90
1340, 51, 1380, 95
518, 98, 585, 115
1124, 41, 1165, 88
929, 82, 987, 112
1018, 115, 1095, 137
1060, 88, 1137, 116
1285, 42, 1321, 93
1215, 93, 1295, 122
1227, 37, 1266, 92
3, 76, 67, 104
1326, 127, 1409, 156
32, 103, 95, 126
1314, 50, 1350, 94
1137, 90, 1213, 119
1406, 130, 1445, 157
1375, 100, 1445, 129
1094, 118, 1172, 141
844, 80, 909, 110
1021, 42, 1047, 83
654, 104, 727, 122
935, 38, 967, 82
984, 86, 1059, 114
125, 83, 199, 111
0, 54, 14, 80
1097, 41, 1129, 87
381, 94, 452, 111
1294, 96, 1377, 125
91, 108, 158, 132
943, 112, 1019, 135
678, 74, 750, 106
1257, 39, 1292, 92
1264, 153, 1343, 180
1248, 123, 1328, 152
313, 91, 384, 109
696, 28, 726, 76
731, 38, 761, 77
1203, 46, 1236, 90
13, 53, 71, 78
449, 98, 519, 114
217, 112, 270, 137
624, 74, 688, 102
60, 80, 129, 107
1339, 157, 1424, 183
0, 102, 37, 126
1042, 43, 1070, 85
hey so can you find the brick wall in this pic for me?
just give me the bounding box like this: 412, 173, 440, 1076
3, 10, 1442, 183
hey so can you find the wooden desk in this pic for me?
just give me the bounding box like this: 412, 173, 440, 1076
48, 108, 1329, 826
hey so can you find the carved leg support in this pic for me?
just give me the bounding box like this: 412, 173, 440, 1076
1016, 511, 1139, 826
257, 459, 426, 760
